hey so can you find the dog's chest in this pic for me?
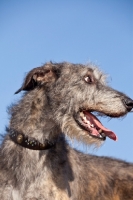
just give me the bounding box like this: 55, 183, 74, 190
23, 173, 70, 200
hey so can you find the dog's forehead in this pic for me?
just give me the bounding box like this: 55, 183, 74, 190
45, 62, 107, 84
68, 63, 107, 83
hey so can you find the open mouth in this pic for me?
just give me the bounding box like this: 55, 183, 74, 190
75, 111, 117, 141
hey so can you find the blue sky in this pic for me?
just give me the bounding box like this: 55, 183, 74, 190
0, 0, 133, 162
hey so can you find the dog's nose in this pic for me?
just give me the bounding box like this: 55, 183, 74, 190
123, 97, 133, 112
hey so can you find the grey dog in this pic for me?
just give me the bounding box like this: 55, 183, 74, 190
0, 62, 133, 200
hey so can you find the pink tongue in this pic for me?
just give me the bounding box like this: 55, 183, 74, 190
83, 112, 117, 141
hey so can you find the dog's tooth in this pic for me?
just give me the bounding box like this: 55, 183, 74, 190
87, 120, 91, 125
90, 124, 94, 128
83, 116, 87, 121
99, 134, 103, 138
80, 112, 84, 118
98, 129, 102, 133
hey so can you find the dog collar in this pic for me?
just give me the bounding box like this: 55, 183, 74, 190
9, 129, 55, 150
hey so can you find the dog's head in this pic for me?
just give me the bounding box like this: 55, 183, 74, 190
15, 62, 133, 145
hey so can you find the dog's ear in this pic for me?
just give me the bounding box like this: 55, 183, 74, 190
15, 66, 59, 94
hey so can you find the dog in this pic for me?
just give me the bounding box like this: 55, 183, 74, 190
0, 62, 133, 200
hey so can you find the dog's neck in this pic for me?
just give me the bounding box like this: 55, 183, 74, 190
9, 89, 60, 147
8, 128, 56, 150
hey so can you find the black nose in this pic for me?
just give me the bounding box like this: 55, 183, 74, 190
123, 98, 133, 112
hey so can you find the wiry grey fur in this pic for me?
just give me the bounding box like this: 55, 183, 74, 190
0, 62, 133, 200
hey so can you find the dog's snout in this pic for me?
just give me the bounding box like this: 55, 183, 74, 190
123, 97, 133, 112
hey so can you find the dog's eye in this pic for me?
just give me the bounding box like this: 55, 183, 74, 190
84, 76, 93, 83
